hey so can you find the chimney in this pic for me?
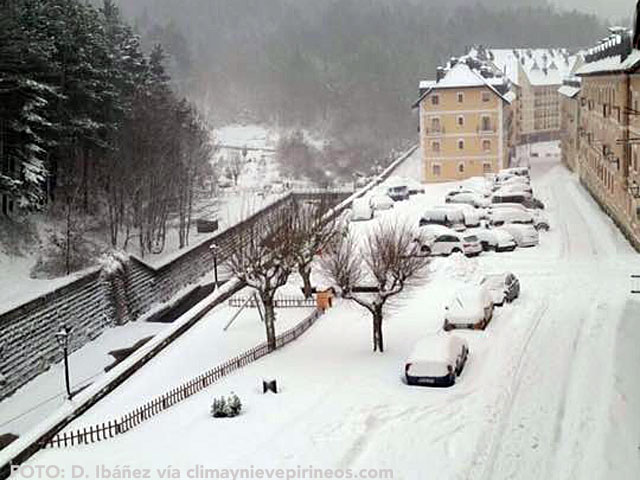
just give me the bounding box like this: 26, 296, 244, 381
436, 66, 446, 82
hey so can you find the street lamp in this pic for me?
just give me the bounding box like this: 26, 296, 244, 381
55, 325, 73, 400
209, 243, 219, 288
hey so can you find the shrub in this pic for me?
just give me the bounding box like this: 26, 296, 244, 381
211, 393, 242, 418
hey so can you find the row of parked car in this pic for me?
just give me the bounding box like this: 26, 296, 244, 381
350, 176, 425, 220
405, 168, 536, 388
405, 271, 521, 387
416, 168, 548, 257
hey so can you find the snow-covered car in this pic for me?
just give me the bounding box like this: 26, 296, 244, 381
418, 225, 482, 257
445, 187, 490, 201
446, 192, 490, 208
369, 194, 394, 210
496, 224, 539, 247
480, 272, 520, 306
404, 178, 426, 195
387, 185, 410, 201
493, 183, 533, 197
404, 334, 469, 387
493, 176, 531, 192
500, 167, 530, 178
433, 203, 480, 228
443, 285, 494, 331
492, 192, 544, 209
489, 202, 528, 213
351, 197, 374, 221
468, 228, 517, 252
419, 209, 466, 231
489, 208, 550, 231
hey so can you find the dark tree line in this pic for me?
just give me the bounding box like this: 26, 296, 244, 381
0, 0, 212, 263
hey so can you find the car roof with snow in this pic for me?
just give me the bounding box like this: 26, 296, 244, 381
420, 224, 458, 236
406, 334, 467, 364
447, 286, 490, 315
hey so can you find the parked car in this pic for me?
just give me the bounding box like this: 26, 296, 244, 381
351, 197, 374, 221
496, 224, 539, 247
370, 194, 394, 210
395, 177, 426, 195
492, 192, 544, 209
419, 208, 465, 231
446, 192, 490, 208
490, 208, 550, 231
434, 204, 481, 227
500, 167, 530, 178
418, 225, 482, 257
443, 285, 494, 331
445, 187, 489, 201
468, 227, 517, 252
387, 184, 410, 201
480, 272, 520, 306
493, 177, 531, 193
404, 334, 469, 387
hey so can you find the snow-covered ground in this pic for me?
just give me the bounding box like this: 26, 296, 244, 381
19, 146, 640, 479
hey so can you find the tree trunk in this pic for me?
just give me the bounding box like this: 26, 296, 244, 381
262, 294, 277, 352
372, 306, 384, 353
299, 264, 313, 299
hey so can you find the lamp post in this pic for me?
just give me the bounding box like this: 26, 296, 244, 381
55, 325, 73, 400
210, 243, 219, 288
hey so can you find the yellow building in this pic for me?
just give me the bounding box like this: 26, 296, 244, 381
574, 27, 640, 250
414, 60, 515, 183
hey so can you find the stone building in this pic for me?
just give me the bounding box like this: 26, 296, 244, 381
558, 78, 582, 172
574, 26, 640, 249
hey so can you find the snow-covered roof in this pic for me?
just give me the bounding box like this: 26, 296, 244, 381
468, 47, 577, 87
558, 85, 581, 98
575, 50, 640, 76
414, 60, 513, 108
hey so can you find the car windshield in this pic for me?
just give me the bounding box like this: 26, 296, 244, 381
463, 235, 478, 242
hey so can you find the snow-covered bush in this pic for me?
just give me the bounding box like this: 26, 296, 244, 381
211, 393, 242, 418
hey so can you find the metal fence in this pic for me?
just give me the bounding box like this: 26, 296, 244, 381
42, 308, 322, 448
228, 296, 316, 309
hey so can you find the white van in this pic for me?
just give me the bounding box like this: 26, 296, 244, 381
351, 197, 374, 221
405, 334, 469, 387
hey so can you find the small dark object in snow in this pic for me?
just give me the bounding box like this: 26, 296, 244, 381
263, 379, 278, 394
211, 393, 242, 417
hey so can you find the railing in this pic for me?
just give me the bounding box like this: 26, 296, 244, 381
229, 296, 316, 308
42, 308, 322, 449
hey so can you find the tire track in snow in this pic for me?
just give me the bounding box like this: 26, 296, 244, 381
464, 297, 550, 480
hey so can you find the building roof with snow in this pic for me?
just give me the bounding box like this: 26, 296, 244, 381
575, 28, 640, 76
413, 57, 513, 108
467, 46, 578, 87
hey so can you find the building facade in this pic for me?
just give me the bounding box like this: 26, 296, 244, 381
414, 60, 514, 183
468, 47, 577, 145
574, 28, 640, 250
558, 79, 581, 172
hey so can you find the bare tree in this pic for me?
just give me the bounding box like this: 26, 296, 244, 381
320, 221, 429, 352
227, 207, 298, 351
290, 198, 341, 298
227, 151, 244, 186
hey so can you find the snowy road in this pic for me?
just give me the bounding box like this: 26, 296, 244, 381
26, 151, 640, 480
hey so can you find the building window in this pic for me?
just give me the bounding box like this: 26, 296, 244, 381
432, 141, 440, 152
483, 162, 492, 173
482, 140, 491, 151
482, 92, 491, 102
634, 149, 638, 172
431, 95, 440, 106
458, 139, 464, 150
457, 92, 464, 103
457, 115, 465, 127
458, 162, 465, 174
481, 116, 491, 132
430, 117, 441, 132
432, 164, 441, 176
